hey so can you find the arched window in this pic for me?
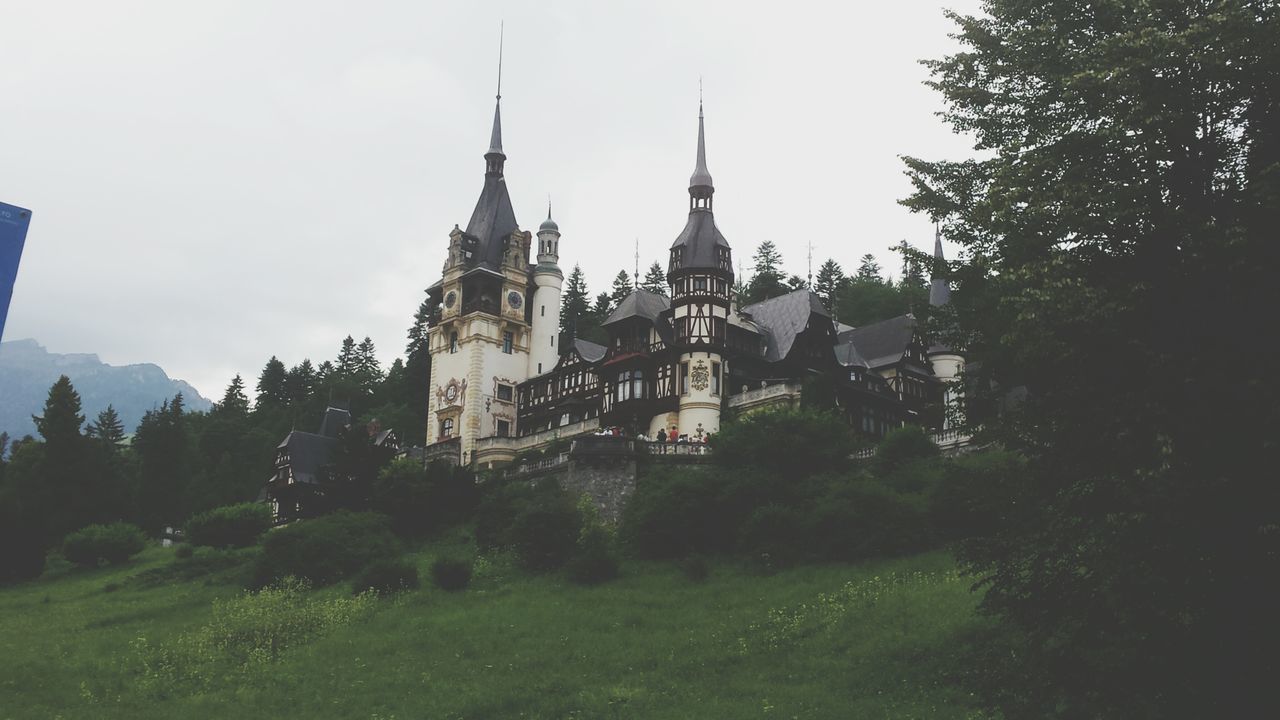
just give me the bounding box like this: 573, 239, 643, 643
449, 332, 458, 353
440, 418, 454, 439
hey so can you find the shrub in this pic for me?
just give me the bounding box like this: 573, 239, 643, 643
567, 495, 620, 585
872, 425, 940, 475
808, 480, 932, 562
430, 557, 472, 591
185, 503, 272, 549
713, 407, 857, 476
929, 449, 1027, 542
0, 522, 46, 584
621, 468, 723, 559
510, 492, 580, 572
373, 459, 478, 538
738, 504, 808, 569
254, 511, 399, 587
175, 544, 194, 559
62, 523, 147, 567
351, 558, 419, 595
678, 555, 711, 582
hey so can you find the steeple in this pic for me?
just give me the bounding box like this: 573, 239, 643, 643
688, 90, 714, 210
484, 25, 506, 176
929, 225, 951, 307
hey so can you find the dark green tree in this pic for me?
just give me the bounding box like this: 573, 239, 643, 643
133, 396, 192, 532
608, 270, 634, 311
854, 254, 882, 283
284, 359, 316, 404
814, 259, 844, 311
354, 336, 384, 391
216, 375, 250, 417
255, 356, 289, 408
85, 405, 125, 448
641, 261, 667, 294
901, 1, 1280, 716
32, 375, 84, 445
560, 264, 591, 335
336, 336, 358, 377
742, 241, 787, 304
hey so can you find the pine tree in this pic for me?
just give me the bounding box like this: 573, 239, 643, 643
560, 264, 592, 335
855, 254, 883, 283
256, 356, 289, 407
354, 337, 384, 391
786, 274, 808, 291
32, 375, 85, 445
406, 294, 438, 359
133, 396, 191, 532
608, 270, 633, 311
641, 262, 667, 294
316, 360, 335, 383
85, 405, 125, 447
336, 336, 358, 376
217, 375, 250, 416
743, 241, 788, 304
814, 259, 845, 310
285, 359, 317, 403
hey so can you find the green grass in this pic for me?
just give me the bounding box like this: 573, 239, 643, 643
0, 543, 996, 719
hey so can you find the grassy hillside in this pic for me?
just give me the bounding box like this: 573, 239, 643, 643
0, 543, 995, 719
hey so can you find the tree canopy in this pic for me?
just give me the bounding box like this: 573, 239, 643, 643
902, 1, 1280, 715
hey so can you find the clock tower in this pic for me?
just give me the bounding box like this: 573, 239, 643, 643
425, 87, 534, 460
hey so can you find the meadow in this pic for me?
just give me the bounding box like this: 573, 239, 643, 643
0, 542, 995, 719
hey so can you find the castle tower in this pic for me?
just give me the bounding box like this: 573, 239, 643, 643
926, 228, 965, 428
529, 203, 563, 377
426, 82, 533, 460
667, 99, 733, 438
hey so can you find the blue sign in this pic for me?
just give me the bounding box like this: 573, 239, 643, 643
0, 201, 33, 343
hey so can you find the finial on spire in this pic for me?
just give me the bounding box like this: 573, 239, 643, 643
497, 21, 504, 100
485, 23, 505, 162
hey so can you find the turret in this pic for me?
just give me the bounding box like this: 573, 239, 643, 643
926, 228, 964, 428
529, 202, 564, 377
667, 97, 733, 439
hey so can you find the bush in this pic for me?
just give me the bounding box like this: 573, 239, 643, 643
430, 557, 472, 591
713, 407, 857, 476
873, 425, 940, 475
929, 449, 1026, 542
738, 504, 808, 569
351, 558, 419, 595
567, 495, 619, 585
510, 493, 580, 572
185, 503, 272, 549
808, 480, 932, 562
0, 521, 46, 584
254, 511, 399, 587
62, 523, 147, 567
175, 544, 194, 559
621, 468, 724, 559
373, 459, 479, 538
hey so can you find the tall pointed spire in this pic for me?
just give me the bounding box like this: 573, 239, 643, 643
689, 89, 713, 192
929, 224, 951, 307
484, 23, 506, 173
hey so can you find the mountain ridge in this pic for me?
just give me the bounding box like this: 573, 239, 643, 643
0, 338, 212, 440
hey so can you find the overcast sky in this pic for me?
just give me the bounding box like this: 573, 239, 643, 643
1, 0, 984, 400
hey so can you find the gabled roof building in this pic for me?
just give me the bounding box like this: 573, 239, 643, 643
421, 81, 964, 468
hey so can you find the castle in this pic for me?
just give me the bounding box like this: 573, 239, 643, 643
422, 90, 964, 469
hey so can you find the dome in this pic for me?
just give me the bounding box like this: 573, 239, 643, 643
539, 216, 559, 233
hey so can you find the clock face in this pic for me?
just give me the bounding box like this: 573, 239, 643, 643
445, 384, 457, 402
507, 291, 523, 309
444, 291, 457, 309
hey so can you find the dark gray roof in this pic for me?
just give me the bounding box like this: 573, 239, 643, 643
464, 175, 519, 270
838, 314, 917, 368
487, 97, 504, 156
670, 210, 730, 272
277, 431, 337, 485
741, 289, 830, 362
834, 341, 870, 368
603, 289, 671, 326
573, 339, 607, 362
318, 406, 351, 438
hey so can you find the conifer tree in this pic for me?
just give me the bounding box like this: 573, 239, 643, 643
85, 405, 125, 447
217, 375, 250, 416
255, 356, 289, 407
743, 241, 787, 304
32, 375, 84, 445
354, 336, 383, 389
285, 359, 316, 403
316, 360, 335, 383
814, 259, 845, 310
405, 295, 438, 359
608, 270, 633, 311
641, 262, 667, 294
560, 264, 592, 335
133, 396, 191, 532
854, 254, 883, 283
336, 336, 358, 376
